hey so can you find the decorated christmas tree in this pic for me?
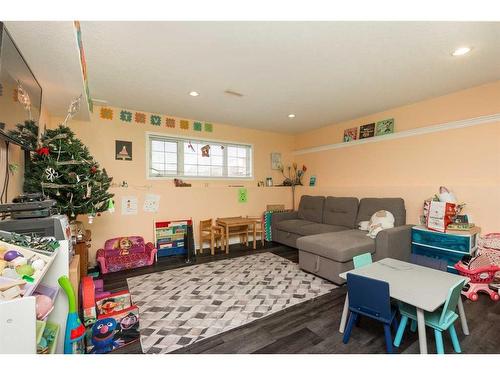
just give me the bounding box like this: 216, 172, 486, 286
9, 120, 114, 221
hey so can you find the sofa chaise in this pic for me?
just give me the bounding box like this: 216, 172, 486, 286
271, 195, 412, 284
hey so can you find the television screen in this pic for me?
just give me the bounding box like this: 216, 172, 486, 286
0, 22, 42, 132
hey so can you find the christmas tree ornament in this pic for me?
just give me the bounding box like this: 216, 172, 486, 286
87, 214, 95, 224
107, 198, 115, 213
45, 167, 60, 182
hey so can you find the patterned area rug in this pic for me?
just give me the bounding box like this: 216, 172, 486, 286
127, 252, 336, 354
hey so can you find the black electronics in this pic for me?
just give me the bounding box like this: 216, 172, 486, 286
12, 192, 46, 203
0, 197, 56, 215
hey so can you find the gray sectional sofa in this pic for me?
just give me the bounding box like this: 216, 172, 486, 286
271, 195, 413, 284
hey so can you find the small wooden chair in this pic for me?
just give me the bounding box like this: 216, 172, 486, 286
199, 219, 225, 255
246, 215, 265, 246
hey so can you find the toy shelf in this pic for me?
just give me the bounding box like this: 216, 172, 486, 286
0, 239, 57, 297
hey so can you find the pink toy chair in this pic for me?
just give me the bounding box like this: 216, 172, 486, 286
96, 236, 157, 274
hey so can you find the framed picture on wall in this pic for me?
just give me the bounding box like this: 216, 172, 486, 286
343, 127, 358, 142
115, 140, 133, 161
359, 123, 375, 139
375, 118, 395, 136
271, 152, 282, 170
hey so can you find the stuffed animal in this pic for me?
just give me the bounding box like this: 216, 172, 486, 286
438, 186, 457, 204
90, 318, 119, 354
367, 210, 395, 239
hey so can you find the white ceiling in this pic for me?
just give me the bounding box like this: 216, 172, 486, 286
5, 21, 500, 133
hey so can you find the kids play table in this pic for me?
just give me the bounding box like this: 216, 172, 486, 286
216, 217, 259, 253
339, 258, 470, 354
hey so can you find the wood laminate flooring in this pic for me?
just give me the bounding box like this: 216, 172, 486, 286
99, 243, 500, 354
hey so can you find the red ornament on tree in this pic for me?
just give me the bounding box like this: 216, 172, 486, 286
90, 166, 97, 174
36, 147, 50, 156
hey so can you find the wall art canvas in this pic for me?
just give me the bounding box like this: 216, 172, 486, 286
359, 123, 375, 139
375, 118, 395, 136
271, 152, 282, 170
115, 140, 132, 161
343, 127, 358, 142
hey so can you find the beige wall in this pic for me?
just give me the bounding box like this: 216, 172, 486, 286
50, 107, 295, 264
7, 79, 500, 265
294, 80, 500, 233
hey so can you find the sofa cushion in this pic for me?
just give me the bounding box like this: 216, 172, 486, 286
297, 195, 325, 223
323, 197, 359, 228
297, 229, 375, 263
274, 219, 314, 234
356, 198, 406, 227
297, 223, 349, 236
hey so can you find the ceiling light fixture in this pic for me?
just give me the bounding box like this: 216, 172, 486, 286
451, 47, 472, 56
189, 91, 200, 97
288, 114, 296, 118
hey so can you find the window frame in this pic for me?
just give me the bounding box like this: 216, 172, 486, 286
146, 132, 254, 180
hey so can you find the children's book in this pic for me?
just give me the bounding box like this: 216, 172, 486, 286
86, 305, 140, 354
95, 290, 132, 316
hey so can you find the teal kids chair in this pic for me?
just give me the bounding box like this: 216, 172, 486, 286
353, 252, 372, 269
393, 279, 466, 354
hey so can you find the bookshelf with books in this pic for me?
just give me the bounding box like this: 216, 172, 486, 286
154, 219, 192, 257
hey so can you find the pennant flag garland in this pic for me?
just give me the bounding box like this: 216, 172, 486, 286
193, 121, 202, 131
102, 106, 214, 133
150, 115, 162, 126
135, 112, 146, 123
100, 107, 113, 120
120, 110, 132, 122
165, 118, 175, 128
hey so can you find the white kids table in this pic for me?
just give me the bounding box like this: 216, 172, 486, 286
338, 258, 470, 354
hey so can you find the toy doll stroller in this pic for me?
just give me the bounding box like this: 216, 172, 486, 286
454, 233, 500, 301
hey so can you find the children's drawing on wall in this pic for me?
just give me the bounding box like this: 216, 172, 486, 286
121, 196, 138, 215
115, 140, 132, 161
143, 194, 161, 213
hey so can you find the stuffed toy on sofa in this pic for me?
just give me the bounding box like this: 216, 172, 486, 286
365, 210, 395, 239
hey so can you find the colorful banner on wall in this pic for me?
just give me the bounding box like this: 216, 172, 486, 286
74, 21, 93, 113
98, 106, 215, 133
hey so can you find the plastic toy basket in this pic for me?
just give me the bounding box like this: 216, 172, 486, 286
455, 250, 500, 301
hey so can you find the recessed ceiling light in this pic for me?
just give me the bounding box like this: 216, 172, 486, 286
288, 114, 296, 118
452, 47, 472, 56
189, 91, 200, 97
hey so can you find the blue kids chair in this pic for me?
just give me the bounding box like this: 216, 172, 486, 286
393, 279, 466, 354
343, 273, 398, 353
353, 252, 373, 269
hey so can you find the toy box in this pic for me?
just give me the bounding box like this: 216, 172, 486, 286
85, 305, 140, 354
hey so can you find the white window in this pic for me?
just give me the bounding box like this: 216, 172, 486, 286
147, 134, 253, 179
